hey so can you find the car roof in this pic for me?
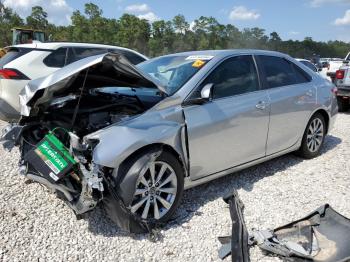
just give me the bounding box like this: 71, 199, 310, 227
11, 42, 148, 59
158, 49, 289, 59
296, 58, 311, 62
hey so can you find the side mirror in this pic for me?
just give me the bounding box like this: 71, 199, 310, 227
200, 83, 214, 100
183, 83, 214, 106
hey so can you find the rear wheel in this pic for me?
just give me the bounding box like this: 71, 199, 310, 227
337, 97, 349, 112
128, 151, 184, 223
297, 113, 326, 159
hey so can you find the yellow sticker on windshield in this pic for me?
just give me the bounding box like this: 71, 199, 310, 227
192, 60, 206, 68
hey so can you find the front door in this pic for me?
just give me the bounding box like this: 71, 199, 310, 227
183, 55, 270, 180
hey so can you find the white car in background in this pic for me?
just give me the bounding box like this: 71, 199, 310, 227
296, 58, 320, 73
0, 42, 148, 122
326, 53, 350, 82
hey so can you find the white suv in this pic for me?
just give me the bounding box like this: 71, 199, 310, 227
0, 42, 148, 122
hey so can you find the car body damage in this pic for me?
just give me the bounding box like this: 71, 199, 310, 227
1, 52, 189, 233
102, 148, 164, 233
219, 192, 350, 262
1, 49, 338, 231
19, 52, 166, 117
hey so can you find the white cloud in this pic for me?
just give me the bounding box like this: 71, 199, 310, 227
137, 12, 160, 22
289, 31, 300, 35
334, 9, 350, 25
4, 0, 73, 25
189, 21, 196, 31
310, 0, 350, 7
229, 6, 260, 21
125, 3, 150, 13
125, 3, 160, 23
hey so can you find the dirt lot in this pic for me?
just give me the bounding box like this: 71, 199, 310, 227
0, 113, 349, 262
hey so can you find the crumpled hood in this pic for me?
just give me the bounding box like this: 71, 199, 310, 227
19, 53, 166, 117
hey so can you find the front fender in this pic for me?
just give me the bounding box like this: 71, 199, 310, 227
86, 107, 188, 171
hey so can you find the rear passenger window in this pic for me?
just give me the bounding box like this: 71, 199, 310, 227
202, 55, 259, 99
110, 49, 146, 65
66, 48, 107, 65
258, 56, 298, 88
291, 63, 312, 83
43, 47, 68, 68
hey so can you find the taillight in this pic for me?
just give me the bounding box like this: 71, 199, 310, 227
336, 70, 345, 79
0, 69, 30, 80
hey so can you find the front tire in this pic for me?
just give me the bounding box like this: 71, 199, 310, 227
126, 151, 184, 223
297, 113, 326, 159
337, 97, 349, 112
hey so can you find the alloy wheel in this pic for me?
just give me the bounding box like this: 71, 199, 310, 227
130, 161, 177, 220
306, 118, 324, 153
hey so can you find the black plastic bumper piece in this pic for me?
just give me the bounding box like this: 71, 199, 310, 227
251, 204, 350, 262
218, 190, 250, 262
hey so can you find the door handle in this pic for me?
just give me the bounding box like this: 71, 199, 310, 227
256, 101, 267, 110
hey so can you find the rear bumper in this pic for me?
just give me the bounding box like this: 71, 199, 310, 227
337, 87, 350, 97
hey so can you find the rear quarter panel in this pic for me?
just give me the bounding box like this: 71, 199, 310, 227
5, 50, 57, 80
315, 75, 337, 133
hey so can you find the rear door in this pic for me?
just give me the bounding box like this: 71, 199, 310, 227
183, 55, 270, 180
256, 55, 316, 155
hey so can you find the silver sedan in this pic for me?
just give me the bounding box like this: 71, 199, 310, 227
4, 50, 338, 228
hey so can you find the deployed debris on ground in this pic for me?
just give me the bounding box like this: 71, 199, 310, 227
219, 192, 350, 262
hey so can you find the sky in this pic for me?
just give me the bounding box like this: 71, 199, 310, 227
3, 0, 350, 42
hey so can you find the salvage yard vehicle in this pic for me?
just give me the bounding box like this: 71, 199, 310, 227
1, 50, 338, 231
0, 42, 148, 122
296, 58, 320, 73
335, 59, 350, 112
326, 53, 350, 82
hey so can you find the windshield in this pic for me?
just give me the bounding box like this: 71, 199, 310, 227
137, 55, 212, 95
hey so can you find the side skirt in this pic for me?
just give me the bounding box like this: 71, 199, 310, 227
184, 142, 300, 190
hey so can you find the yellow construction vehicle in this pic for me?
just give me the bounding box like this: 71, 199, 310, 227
0, 28, 47, 58
0, 48, 6, 58
11, 28, 46, 45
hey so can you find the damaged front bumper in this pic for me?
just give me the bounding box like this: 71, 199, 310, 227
1, 124, 24, 151
1, 124, 105, 216
219, 191, 350, 262
1, 124, 158, 233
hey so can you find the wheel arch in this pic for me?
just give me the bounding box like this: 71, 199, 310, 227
117, 143, 188, 179
312, 108, 330, 134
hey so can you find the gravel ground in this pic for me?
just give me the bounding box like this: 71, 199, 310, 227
1, 113, 349, 262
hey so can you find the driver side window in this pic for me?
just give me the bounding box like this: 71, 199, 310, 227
202, 55, 259, 99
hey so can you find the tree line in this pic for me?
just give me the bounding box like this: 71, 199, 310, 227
1, 2, 350, 59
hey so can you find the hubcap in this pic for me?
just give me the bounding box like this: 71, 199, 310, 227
130, 161, 177, 220
307, 118, 324, 153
